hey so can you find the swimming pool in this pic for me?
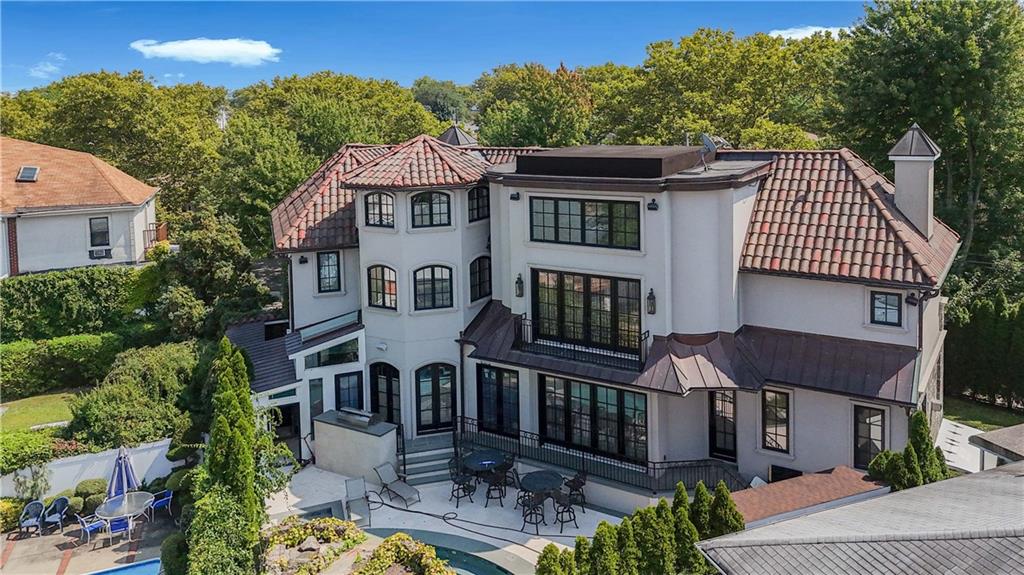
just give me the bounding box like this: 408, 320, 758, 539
85, 558, 161, 575
435, 546, 513, 575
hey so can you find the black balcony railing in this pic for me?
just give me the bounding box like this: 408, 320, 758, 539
455, 416, 746, 494
512, 316, 650, 372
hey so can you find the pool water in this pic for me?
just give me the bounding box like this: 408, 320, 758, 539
435, 546, 513, 575
86, 559, 161, 575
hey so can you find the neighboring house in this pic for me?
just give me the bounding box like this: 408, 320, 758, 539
235, 125, 959, 502
969, 422, 1024, 470
0, 137, 164, 277
698, 460, 1024, 574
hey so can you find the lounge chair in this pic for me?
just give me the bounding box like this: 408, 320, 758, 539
43, 496, 70, 533
374, 462, 421, 508
76, 514, 106, 547
18, 500, 44, 536
343, 478, 371, 527
148, 490, 173, 519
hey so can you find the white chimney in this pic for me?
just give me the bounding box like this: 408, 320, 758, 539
888, 123, 941, 239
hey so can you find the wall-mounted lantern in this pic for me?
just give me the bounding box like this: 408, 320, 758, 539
298, 255, 309, 264
906, 292, 920, 306
646, 288, 656, 315
510, 192, 521, 201
647, 198, 659, 211
515, 274, 524, 298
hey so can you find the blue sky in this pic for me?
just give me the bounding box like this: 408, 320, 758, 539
1, 2, 865, 92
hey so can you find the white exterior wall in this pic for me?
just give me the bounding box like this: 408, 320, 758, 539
0, 217, 8, 278
288, 247, 362, 330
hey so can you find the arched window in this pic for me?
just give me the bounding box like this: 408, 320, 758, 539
367, 265, 398, 309
413, 265, 453, 310
365, 192, 395, 227
470, 256, 491, 301
411, 191, 451, 228
468, 186, 490, 222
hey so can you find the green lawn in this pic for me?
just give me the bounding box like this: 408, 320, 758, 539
944, 396, 1024, 432
0, 390, 78, 431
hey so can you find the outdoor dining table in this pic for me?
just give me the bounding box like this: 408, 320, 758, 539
94, 491, 154, 541
462, 448, 505, 474
519, 470, 564, 498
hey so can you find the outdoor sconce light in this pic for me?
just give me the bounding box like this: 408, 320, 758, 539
298, 255, 309, 264
646, 288, 656, 315
647, 198, 659, 211
510, 192, 521, 201
515, 274, 524, 297
906, 292, 920, 306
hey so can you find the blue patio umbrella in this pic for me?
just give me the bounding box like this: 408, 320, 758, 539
107, 446, 141, 499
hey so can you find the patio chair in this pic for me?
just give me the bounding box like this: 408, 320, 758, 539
448, 458, 476, 509
344, 478, 371, 528
500, 454, 518, 489
106, 517, 132, 546
18, 500, 45, 536
511, 469, 531, 511
42, 496, 70, 533
565, 471, 587, 513
553, 491, 579, 533
374, 462, 421, 508
75, 514, 106, 547
148, 489, 173, 520
520, 494, 546, 535
483, 471, 507, 508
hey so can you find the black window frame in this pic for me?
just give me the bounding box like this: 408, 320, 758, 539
853, 405, 886, 470
309, 377, 324, 439
468, 185, 490, 223
476, 364, 519, 437
870, 291, 902, 327
538, 374, 648, 463
762, 389, 791, 453
89, 216, 110, 247
316, 251, 342, 293
413, 265, 453, 310
367, 265, 398, 310
415, 363, 456, 433
470, 256, 491, 302
531, 268, 642, 353
529, 197, 641, 250
709, 390, 737, 461
364, 192, 395, 228
304, 338, 359, 369
369, 362, 401, 425
335, 371, 364, 411
410, 191, 452, 228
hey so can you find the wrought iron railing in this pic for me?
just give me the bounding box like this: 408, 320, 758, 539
455, 416, 746, 493
396, 423, 407, 477
512, 315, 650, 372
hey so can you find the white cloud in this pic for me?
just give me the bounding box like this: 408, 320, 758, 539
130, 38, 281, 66
163, 73, 186, 79
768, 25, 849, 40
29, 52, 66, 79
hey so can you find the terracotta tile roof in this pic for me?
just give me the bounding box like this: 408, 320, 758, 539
731, 466, 885, 525
468, 146, 547, 166
342, 135, 490, 189
1, 137, 156, 213
729, 149, 960, 288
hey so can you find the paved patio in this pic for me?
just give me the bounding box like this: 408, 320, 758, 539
0, 515, 175, 575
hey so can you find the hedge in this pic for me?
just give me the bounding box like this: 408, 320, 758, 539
161, 532, 188, 575
0, 430, 53, 475
0, 266, 140, 343
0, 333, 124, 400
75, 478, 108, 498
0, 498, 28, 532
945, 294, 1024, 409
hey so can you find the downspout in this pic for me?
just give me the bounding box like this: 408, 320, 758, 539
457, 330, 466, 456
912, 287, 941, 407
287, 256, 295, 331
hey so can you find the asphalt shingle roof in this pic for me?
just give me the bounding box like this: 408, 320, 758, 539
225, 320, 298, 393
730, 466, 885, 525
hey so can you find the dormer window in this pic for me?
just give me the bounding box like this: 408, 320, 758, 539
16, 166, 39, 182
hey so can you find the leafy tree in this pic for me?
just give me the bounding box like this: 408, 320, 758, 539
908, 411, 945, 483
868, 450, 896, 481
708, 480, 746, 538
288, 94, 376, 160
902, 443, 924, 489
674, 507, 709, 575
580, 62, 642, 143
158, 286, 209, 340
536, 544, 565, 575
934, 445, 951, 479
633, 505, 675, 575
559, 548, 577, 575
187, 485, 254, 575
617, 516, 640, 575
690, 481, 713, 539
672, 481, 690, 518
0, 90, 54, 141
573, 536, 591, 575
739, 119, 820, 149
590, 521, 620, 575
884, 450, 909, 491
412, 76, 471, 123
69, 380, 183, 447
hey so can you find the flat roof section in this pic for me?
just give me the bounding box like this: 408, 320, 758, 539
515, 145, 709, 178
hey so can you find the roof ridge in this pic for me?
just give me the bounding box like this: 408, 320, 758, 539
702, 526, 1024, 549
88, 155, 134, 205
423, 135, 489, 181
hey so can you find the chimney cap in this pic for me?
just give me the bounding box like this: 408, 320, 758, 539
888, 123, 941, 159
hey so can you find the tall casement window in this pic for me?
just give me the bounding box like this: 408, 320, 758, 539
477, 365, 519, 436
415, 363, 455, 432
762, 389, 791, 453
365, 192, 395, 227
468, 186, 490, 222
317, 251, 341, 293
540, 375, 648, 462
532, 269, 641, 352
309, 378, 323, 439
411, 191, 451, 228
370, 363, 400, 425
709, 391, 737, 460
367, 265, 398, 309
870, 291, 902, 326
854, 405, 885, 469
335, 372, 363, 410
89, 217, 110, 247
414, 265, 453, 310
530, 197, 640, 250
304, 339, 359, 369
470, 256, 491, 301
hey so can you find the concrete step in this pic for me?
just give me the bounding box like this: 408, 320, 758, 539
403, 448, 454, 466
407, 471, 450, 486
405, 459, 450, 475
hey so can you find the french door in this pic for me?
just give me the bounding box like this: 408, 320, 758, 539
709, 391, 737, 460
369, 363, 401, 425
415, 363, 455, 434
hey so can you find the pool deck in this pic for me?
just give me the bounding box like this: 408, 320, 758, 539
0, 515, 173, 575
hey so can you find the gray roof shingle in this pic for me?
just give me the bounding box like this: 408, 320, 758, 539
226, 321, 298, 393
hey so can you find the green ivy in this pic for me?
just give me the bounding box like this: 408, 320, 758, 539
0, 333, 124, 400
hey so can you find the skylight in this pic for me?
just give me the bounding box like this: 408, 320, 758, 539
16, 166, 39, 182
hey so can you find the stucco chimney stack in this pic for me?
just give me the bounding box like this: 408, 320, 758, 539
888, 123, 941, 239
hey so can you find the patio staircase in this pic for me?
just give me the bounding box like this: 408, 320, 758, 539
402, 433, 454, 486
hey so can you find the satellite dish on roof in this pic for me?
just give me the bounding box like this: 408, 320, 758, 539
701, 133, 718, 154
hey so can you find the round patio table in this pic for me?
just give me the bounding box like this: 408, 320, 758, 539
519, 470, 564, 496
463, 449, 505, 473
95, 491, 154, 541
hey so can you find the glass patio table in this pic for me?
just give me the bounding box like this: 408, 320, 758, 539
95, 491, 154, 540
463, 448, 505, 474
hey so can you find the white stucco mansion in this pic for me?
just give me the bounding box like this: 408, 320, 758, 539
229, 124, 959, 498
